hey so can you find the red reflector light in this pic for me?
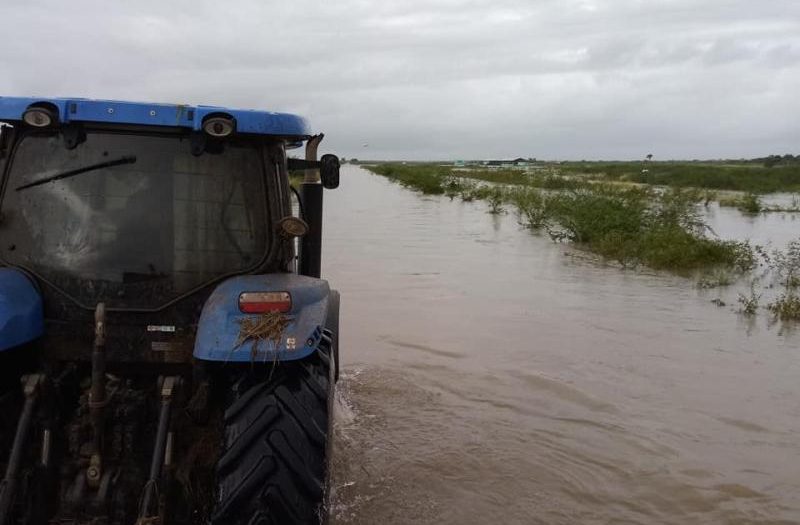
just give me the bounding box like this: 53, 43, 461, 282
238, 292, 292, 313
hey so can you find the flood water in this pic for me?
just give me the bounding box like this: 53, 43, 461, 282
324, 166, 800, 525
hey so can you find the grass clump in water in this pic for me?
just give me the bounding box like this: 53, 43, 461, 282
770, 239, 800, 289
510, 188, 551, 229
519, 186, 753, 271
738, 282, 761, 315
719, 193, 762, 214
765, 239, 800, 321
767, 294, 800, 321
486, 187, 505, 214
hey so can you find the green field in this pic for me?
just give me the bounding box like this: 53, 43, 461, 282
559, 161, 800, 193
363, 159, 800, 193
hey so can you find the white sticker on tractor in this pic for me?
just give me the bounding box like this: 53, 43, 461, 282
147, 325, 176, 333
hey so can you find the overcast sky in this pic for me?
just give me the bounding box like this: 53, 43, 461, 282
1, 0, 798, 160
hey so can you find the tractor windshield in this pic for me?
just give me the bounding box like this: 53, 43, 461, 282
0, 130, 270, 309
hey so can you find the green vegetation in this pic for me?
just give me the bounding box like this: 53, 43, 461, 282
368, 164, 754, 272
768, 294, 800, 321
373, 160, 800, 194
764, 240, 800, 321
560, 162, 800, 193
509, 188, 550, 229
448, 168, 594, 192
718, 193, 800, 213
719, 193, 762, 214
758, 154, 800, 168
770, 239, 800, 290
486, 187, 505, 214
368, 164, 452, 194
525, 186, 752, 271
738, 282, 761, 316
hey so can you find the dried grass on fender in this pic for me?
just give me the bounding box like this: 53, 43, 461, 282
235, 311, 290, 353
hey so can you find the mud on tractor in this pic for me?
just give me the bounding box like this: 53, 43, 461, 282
0, 97, 341, 524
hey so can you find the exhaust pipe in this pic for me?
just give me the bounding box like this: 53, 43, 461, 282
299, 134, 325, 278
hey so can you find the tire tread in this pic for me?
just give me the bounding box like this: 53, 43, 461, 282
212, 347, 332, 525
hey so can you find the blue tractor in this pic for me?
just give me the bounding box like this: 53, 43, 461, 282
0, 97, 341, 524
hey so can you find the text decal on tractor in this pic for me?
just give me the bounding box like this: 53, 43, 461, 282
0, 96, 341, 525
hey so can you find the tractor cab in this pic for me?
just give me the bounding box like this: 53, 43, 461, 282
0, 99, 311, 312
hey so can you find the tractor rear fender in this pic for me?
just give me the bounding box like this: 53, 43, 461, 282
0, 268, 44, 352
193, 273, 336, 363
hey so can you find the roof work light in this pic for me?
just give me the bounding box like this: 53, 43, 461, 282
203, 116, 235, 137
22, 107, 58, 128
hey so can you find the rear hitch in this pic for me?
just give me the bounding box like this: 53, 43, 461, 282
0, 374, 45, 525
137, 375, 183, 524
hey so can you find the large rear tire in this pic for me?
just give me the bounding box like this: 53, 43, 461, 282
212, 342, 334, 525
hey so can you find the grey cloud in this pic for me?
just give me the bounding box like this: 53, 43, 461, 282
0, 0, 798, 159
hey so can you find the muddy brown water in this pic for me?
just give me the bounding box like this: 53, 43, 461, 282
324, 166, 800, 524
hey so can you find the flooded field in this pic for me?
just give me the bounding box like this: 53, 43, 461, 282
325, 166, 800, 524
707, 194, 800, 249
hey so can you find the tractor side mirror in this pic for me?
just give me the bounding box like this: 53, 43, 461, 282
320, 154, 340, 189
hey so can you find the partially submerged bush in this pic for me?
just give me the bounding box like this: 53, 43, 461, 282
443, 175, 464, 199
486, 188, 505, 214
545, 185, 650, 244
719, 193, 762, 214
637, 227, 750, 271
771, 239, 800, 290
702, 190, 717, 206
763, 239, 800, 322
738, 282, 761, 316
511, 188, 551, 229
527, 186, 753, 271
767, 293, 800, 321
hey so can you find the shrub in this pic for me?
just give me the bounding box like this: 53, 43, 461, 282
738, 282, 761, 315
767, 293, 800, 321
771, 239, 800, 290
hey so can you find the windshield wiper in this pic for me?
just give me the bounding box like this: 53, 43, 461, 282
15, 155, 137, 191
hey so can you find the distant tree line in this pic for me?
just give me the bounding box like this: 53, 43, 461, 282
751, 154, 800, 168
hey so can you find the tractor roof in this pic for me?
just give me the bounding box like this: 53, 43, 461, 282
0, 96, 310, 139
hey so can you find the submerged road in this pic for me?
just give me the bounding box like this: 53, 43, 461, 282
325, 166, 800, 524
